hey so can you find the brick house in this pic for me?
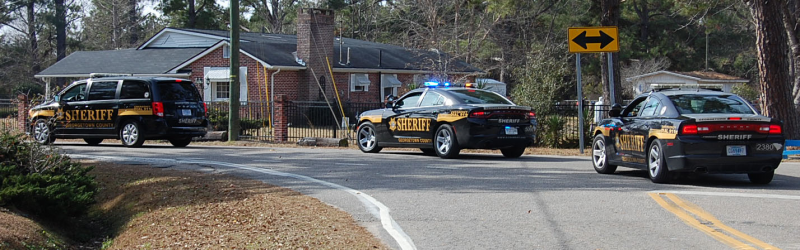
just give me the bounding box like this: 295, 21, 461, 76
36, 8, 483, 106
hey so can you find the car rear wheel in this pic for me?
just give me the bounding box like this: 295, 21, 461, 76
169, 137, 192, 147
357, 123, 382, 153
748, 170, 774, 185
647, 139, 671, 183
501, 146, 526, 158
83, 138, 104, 146
592, 134, 617, 174
434, 124, 460, 159
32, 119, 55, 144
120, 121, 145, 147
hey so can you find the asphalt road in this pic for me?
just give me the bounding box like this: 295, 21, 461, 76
57, 142, 800, 250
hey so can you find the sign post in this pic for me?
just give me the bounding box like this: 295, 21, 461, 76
569, 26, 619, 154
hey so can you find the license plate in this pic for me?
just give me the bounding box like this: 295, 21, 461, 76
726, 145, 746, 156
179, 118, 198, 124
181, 109, 192, 116
505, 126, 518, 135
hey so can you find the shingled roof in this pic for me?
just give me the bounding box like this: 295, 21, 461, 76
35, 48, 205, 78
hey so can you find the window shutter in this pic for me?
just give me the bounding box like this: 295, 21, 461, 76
203, 67, 211, 102
239, 67, 248, 102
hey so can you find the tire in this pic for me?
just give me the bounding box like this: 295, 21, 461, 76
357, 123, 382, 153
434, 124, 461, 159
647, 139, 671, 183
120, 121, 145, 147
501, 146, 526, 158
83, 138, 104, 146
420, 148, 436, 156
32, 119, 55, 144
169, 137, 192, 147
748, 170, 774, 185
592, 134, 617, 174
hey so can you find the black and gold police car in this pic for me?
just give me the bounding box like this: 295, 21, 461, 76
356, 82, 537, 159
28, 75, 208, 147
591, 84, 784, 184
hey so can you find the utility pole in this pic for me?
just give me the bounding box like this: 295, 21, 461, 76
228, 0, 240, 141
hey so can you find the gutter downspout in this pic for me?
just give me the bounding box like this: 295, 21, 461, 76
270, 68, 281, 128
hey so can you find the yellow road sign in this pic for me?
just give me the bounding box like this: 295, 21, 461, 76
568, 27, 619, 53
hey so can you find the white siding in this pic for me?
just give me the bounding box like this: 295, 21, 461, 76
146, 32, 221, 48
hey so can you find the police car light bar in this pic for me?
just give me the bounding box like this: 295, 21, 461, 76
424, 81, 440, 87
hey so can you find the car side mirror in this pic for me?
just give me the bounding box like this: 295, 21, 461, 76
608, 103, 622, 117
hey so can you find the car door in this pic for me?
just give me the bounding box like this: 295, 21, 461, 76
615, 96, 648, 164
409, 91, 446, 143
630, 96, 663, 160
385, 91, 423, 143
85, 80, 120, 136
55, 82, 88, 135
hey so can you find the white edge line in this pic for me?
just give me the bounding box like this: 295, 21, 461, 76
70, 154, 417, 250
650, 190, 800, 200
335, 163, 369, 166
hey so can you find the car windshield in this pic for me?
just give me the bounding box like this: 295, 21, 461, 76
157, 81, 201, 101
448, 89, 512, 105
668, 94, 755, 114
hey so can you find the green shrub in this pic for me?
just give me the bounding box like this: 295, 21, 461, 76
0, 131, 97, 219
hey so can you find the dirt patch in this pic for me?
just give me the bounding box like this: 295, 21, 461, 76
1, 160, 389, 249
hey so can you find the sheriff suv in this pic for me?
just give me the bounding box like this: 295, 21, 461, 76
356, 83, 537, 159
591, 84, 784, 184
28, 75, 208, 147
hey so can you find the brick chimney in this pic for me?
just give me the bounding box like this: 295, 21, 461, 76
297, 8, 335, 102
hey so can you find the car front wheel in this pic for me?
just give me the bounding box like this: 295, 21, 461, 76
169, 137, 192, 147
357, 123, 382, 153
647, 139, 671, 183
500, 146, 526, 158
748, 170, 774, 185
120, 121, 145, 147
84, 138, 104, 146
592, 134, 617, 174
434, 124, 460, 159
32, 119, 55, 144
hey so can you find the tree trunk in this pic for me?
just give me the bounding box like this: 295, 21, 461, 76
189, 0, 197, 29
27, 1, 39, 74
783, 0, 800, 105
55, 0, 67, 87
600, 0, 623, 104
129, 0, 139, 45
749, 0, 800, 139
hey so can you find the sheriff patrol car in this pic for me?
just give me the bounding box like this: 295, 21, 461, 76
28, 75, 208, 147
356, 82, 537, 159
591, 84, 784, 184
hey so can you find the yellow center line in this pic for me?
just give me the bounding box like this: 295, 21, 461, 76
649, 192, 781, 250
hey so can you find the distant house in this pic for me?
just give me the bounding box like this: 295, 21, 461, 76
35, 8, 482, 104
475, 78, 507, 96
626, 70, 748, 94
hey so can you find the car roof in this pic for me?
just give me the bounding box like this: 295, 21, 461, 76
638, 89, 733, 99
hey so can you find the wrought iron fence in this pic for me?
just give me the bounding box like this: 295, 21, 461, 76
0, 99, 18, 133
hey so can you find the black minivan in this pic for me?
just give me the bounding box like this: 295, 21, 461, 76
28, 76, 208, 147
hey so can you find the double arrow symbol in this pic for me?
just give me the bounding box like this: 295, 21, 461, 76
571, 30, 615, 50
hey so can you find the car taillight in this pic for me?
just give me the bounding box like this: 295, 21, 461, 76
203, 102, 208, 115
527, 111, 536, 119
680, 124, 698, 135
469, 111, 491, 118
769, 124, 782, 134
152, 102, 164, 117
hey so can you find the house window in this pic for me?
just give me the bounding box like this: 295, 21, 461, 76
215, 82, 230, 100
350, 73, 370, 92
223, 45, 230, 59
381, 74, 403, 99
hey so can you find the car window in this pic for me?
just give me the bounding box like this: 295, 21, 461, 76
668, 94, 755, 114
638, 98, 661, 117
419, 92, 446, 107
61, 83, 87, 102
395, 92, 423, 109
448, 89, 512, 105
157, 81, 201, 101
88, 81, 118, 101
120, 80, 150, 99
622, 97, 648, 117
